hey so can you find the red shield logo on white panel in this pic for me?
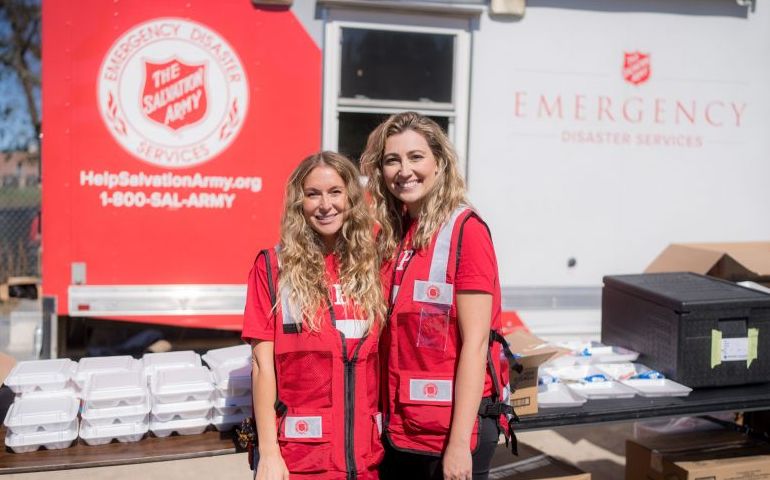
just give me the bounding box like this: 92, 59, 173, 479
294, 420, 309, 434
426, 285, 441, 300
623, 52, 651, 86
423, 382, 438, 398
142, 59, 208, 131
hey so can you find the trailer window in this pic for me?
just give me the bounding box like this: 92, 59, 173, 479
338, 112, 450, 163
340, 29, 454, 103
323, 19, 470, 172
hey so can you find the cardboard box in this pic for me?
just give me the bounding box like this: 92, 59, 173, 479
490, 442, 591, 480
626, 429, 770, 480
505, 329, 566, 416
646, 242, 770, 286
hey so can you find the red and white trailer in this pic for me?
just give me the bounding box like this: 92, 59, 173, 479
42, 0, 770, 340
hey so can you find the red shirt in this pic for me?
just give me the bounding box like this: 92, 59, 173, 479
242, 253, 364, 355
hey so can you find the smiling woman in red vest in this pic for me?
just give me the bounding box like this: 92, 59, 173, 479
361, 113, 515, 480
242, 152, 386, 480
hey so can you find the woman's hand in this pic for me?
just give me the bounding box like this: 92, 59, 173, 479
255, 448, 289, 480
442, 441, 472, 480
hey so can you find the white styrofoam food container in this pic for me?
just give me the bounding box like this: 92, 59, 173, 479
565, 380, 637, 399
150, 416, 210, 437
202, 344, 251, 370
18, 387, 80, 400
75, 355, 142, 389
142, 351, 201, 378
537, 383, 587, 408
211, 412, 248, 432
152, 366, 214, 403
79, 418, 149, 445
4, 395, 80, 434
213, 391, 252, 408
84, 370, 148, 409
211, 364, 251, 397
622, 378, 693, 398
81, 396, 151, 426
213, 404, 249, 417
4, 359, 77, 394
151, 399, 212, 421
4, 420, 78, 453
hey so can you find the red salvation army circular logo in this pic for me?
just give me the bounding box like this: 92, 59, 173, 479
295, 420, 309, 434
97, 18, 249, 168
423, 383, 438, 398
426, 285, 441, 300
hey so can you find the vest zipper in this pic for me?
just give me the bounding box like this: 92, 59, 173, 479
344, 359, 356, 480
342, 335, 367, 480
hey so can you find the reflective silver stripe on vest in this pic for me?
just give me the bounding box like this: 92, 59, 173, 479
275, 246, 302, 332
412, 206, 468, 306
335, 319, 368, 339
409, 378, 453, 402
284, 416, 323, 439
279, 284, 301, 331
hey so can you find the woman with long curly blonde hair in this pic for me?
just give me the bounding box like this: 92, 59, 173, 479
361, 112, 512, 480
243, 151, 386, 480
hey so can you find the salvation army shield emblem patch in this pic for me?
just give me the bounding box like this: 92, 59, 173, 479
622, 51, 651, 86
141, 59, 208, 131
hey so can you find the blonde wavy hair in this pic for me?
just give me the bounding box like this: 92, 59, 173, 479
360, 112, 468, 261
278, 151, 385, 333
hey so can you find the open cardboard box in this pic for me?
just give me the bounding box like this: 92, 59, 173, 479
626, 429, 770, 480
505, 329, 568, 416
646, 242, 770, 286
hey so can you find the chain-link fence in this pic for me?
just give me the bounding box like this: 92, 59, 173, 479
0, 152, 40, 281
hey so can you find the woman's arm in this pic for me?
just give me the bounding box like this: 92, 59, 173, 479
442, 291, 493, 480
252, 339, 289, 480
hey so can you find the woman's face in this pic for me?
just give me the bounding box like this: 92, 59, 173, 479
302, 164, 348, 250
382, 129, 439, 217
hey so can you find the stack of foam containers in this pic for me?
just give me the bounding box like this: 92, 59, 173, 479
145, 351, 213, 437
79, 357, 150, 446
203, 344, 252, 431
3, 359, 80, 452
74, 355, 141, 391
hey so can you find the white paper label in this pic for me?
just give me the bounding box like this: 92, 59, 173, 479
721, 337, 749, 362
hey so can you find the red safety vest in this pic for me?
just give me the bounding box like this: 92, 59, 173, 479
258, 248, 384, 480
382, 207, 518, 456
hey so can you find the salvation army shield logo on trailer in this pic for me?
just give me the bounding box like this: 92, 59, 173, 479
97, 18, 248, 168
141, 59, 208, 131
622, 51, 651, 86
